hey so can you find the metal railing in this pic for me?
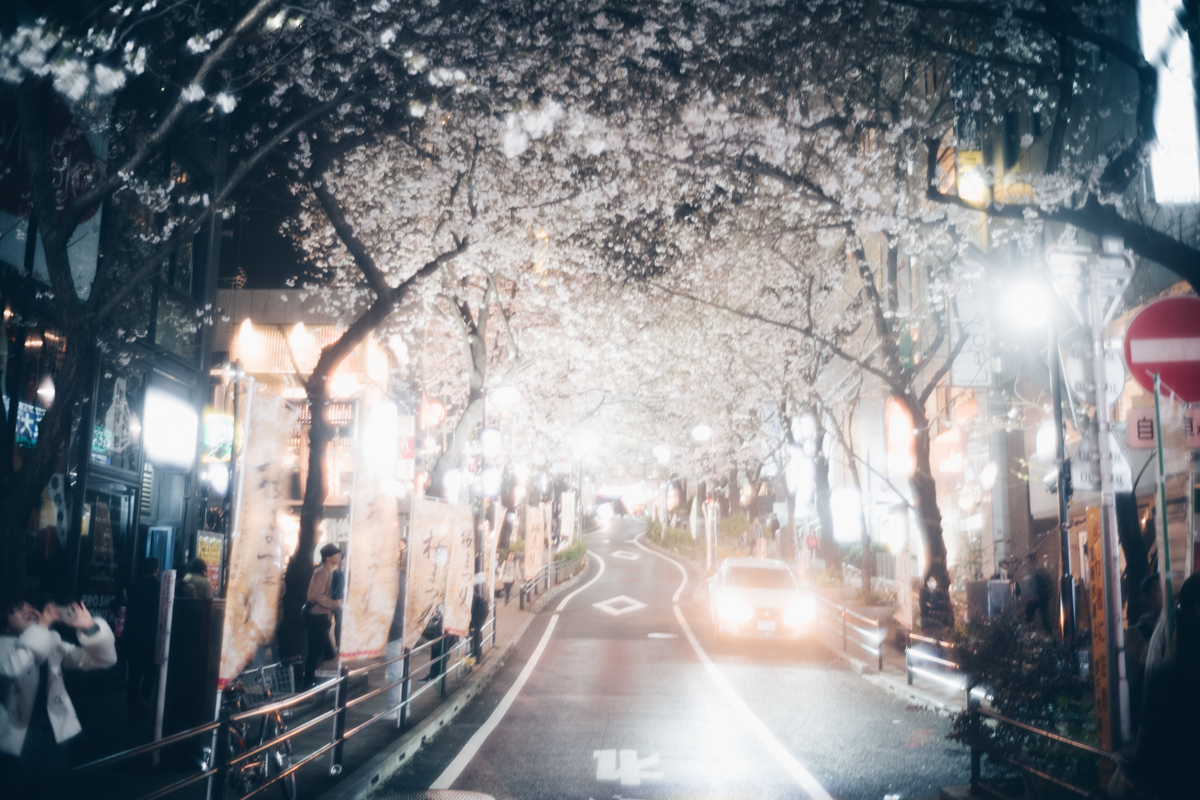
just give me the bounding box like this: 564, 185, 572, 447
905, 632, 967, 691
809, 592, 886, 671
519, 551, 588, 610
21, 611, 502, 800
966, 687, 1114, 799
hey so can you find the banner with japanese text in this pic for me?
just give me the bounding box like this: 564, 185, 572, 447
525, 504, 545, 581
219, 385, 298, 686
340, 472, 401, 661
403, 498, 471, 649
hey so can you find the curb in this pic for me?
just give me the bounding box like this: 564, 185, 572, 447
817, 642, 963, 716
315, 556, 591, 800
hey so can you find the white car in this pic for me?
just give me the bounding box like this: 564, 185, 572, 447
708, 558, 815, 641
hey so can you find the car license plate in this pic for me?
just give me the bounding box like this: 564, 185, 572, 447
757, 620, 776, 632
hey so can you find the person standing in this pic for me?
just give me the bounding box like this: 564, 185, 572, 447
2, 596, 118, 791
470, 577, 490, 663
501, 553, 516, 605
124, 557, 161, 720
177, 558, 213, 600
304, 544, 342, 688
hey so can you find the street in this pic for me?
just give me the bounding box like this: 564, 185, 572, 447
384, 518, 967, 800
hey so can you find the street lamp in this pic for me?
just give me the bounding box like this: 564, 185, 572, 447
691, 423, 712, 443
653, 445, 671, 465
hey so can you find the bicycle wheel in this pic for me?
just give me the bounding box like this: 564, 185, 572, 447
267, 716, 296, 800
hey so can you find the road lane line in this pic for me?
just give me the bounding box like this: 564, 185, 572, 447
557, 551, 607, 611
430, 552, 606, 789
633, 537, 833, 800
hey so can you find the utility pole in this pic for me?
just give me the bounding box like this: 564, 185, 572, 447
1048, 238, 1134, 750
1048, 314, 1076, 640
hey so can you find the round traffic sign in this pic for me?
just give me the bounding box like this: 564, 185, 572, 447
1122, 296, 1200, 402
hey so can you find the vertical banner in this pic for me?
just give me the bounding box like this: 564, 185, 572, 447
443, 506, 476, 637
340, 474, 401, 661
1087, 507, 1113, 777
403, 498, 461, 649
486, 506, 502, 606
219, 386, 298, 686
525, 504, 545, 582
561, 491, 576, 545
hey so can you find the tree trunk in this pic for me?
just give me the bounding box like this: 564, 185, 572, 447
906, 397, 950, 589
813, 451, 841, 576
278, 378, 333, 661
1115, 492, 1150, 620
0, 319, 93, 593
427, 391, 483, 499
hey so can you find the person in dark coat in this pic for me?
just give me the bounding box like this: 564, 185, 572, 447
1116, 574, 1200, 799
124, 557, 160, 720
470, 577, 490, 663
918, 575, 953, 639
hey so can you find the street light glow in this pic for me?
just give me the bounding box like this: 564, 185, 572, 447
691, 423, 713, 442
653, 445, 671, 464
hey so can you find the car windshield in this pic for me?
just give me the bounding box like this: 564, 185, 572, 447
726, 566, 795, 590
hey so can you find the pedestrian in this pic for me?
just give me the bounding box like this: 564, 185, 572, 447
1019, 555, 1050, 633
1113, 574, 1200, 799
303, 544, 342, 688
501, 552, 516, 605
177, 558, 213, 600
420, 603, 446, 683
123, 557, 161, 721
470, 577, 490, 663
2, 595, 117, 792
919, 575, 954, 639
1124, 573, 1163, 734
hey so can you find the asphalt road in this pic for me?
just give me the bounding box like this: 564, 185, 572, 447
382, 518, 967, 800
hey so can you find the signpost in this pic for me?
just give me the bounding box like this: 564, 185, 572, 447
153, 569, 177, 767
1047, 238, 1134, 749
1122, 295, 1200, 656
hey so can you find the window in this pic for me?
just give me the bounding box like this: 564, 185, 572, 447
726, 567, 796, 590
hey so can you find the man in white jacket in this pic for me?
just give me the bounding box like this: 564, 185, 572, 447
2, 595, 118, 789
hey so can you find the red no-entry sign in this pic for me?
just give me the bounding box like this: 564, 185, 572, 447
1122, 296, 1200, 402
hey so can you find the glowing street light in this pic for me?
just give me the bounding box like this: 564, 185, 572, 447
691, 423, 713, 442
652, 445, 671, 465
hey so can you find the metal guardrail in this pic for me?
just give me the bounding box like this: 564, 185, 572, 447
809, 592, 885, 670
905, 632, 967, 691
967, 689, 1115, 799
520, 551, 588, 610
20, 610, 503, 800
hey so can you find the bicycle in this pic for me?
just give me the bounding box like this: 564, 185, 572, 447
219, 661, 298, 800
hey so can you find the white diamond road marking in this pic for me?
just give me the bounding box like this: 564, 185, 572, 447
592, 595, 647, 616
594, 749, 662, 785
611, 550, 639, 561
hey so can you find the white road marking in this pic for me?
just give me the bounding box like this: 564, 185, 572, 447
1130, 337, 1200, 363
593, 595, 647, 616
594, 749, 663, 785
632, 536, 833, 800
611, 550, 640, 560
430, 552, 607, 789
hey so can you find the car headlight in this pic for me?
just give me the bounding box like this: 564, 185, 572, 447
718, 593, 754, 624
784, 596, 816, 626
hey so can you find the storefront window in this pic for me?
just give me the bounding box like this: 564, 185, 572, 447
78, 480, 138, 627
91, 361, 144, 472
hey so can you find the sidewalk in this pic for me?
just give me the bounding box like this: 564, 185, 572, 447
34, 572, 579, 800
